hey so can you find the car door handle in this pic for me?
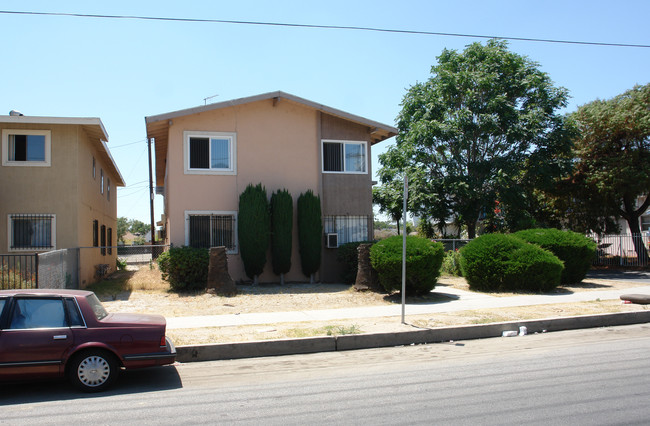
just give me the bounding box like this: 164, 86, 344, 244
53, 335, 68, 340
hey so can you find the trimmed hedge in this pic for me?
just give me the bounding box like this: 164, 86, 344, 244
297, 190, 322, 278
157, 247, 209, 291
515, 228, 596, 284
238, 183, 270, 280
270, 189, 293, 276
370, 236, 444, 295
459, 233, 563, 292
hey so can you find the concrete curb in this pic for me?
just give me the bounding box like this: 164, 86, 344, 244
176, 310, 650, 363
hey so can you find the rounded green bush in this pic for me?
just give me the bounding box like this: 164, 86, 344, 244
515, 228, 596, 284
157, 246, 209, 291
370, 236, 444, 295
459, 233, 563, 292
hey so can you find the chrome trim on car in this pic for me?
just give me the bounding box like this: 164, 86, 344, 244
122, 352, 176, 361
0, 360, 61, 367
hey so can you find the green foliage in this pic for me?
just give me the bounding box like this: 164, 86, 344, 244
270, 189, 293, 276
382, 39, 572, 238
370, 236, 444, 295
116, 257, 127, 271
297, 190, 322, 278
117, 217, 152, 243
156, 246, 209, 291
416, 219, 436, 239
568, 83, 650, 261
238, 183, 270, 279
336, 241, 374, 284
515, 228, 596, 284
459, 234, 563, 292
441, 250, 463, 276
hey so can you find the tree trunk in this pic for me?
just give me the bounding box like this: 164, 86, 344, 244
625, 215, 648, 264
466, 220, 477, 239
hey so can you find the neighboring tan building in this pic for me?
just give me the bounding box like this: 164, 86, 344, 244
146, 91, 397, 283
0, 112, 125, 287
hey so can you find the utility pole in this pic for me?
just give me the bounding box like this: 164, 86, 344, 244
148, 137, 156, 245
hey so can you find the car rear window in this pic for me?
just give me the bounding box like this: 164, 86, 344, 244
0, 298, 5, 316
86, 294, 109, 321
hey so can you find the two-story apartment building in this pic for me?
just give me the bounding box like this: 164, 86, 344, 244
0, 113, 125, 287
146, 91, 396, 283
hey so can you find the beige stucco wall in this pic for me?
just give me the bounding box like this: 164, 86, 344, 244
0, 122, 118, 287
165, 98, 320, 282
320, 114, 375, 282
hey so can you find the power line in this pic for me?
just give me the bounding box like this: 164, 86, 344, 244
1, 10, 648, 49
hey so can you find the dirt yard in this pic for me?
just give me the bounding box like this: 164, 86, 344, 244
96, 266, 650, 346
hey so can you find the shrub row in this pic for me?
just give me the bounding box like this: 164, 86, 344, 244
157, 247, 210, 292
370, 236, 444, 295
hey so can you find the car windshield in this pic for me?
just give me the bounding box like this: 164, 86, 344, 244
86, 294, 109, 320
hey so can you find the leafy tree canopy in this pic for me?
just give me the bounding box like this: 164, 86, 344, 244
378, 40, 573, 238
568, 83, 650, 260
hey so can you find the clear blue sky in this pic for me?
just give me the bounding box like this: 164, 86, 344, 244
1, 1, 648, 224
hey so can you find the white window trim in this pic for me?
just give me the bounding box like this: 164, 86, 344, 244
184, 210, 238, 254
7, 214, 56, 252
2, 129, 52, 167
184, 131, 237, 176
321, 139, 368, 175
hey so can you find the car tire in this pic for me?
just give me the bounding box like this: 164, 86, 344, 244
68, 350, 119, 392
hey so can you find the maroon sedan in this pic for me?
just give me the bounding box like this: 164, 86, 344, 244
0, 289, 176, 392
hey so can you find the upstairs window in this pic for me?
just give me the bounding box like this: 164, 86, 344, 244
322, 140, 367, 174
184, 131, 236, 175
9, 214, 55, 251
2, 129, 51, 167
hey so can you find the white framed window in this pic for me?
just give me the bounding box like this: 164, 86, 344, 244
323, 215, 369, 245
185, 211, 238, 254
322, 140, 367, 174
100, 169, 104, 194
107, 178, 111, 201
184, 131, 236, 175
2, 129, 51, 167
8, 214, 56, 251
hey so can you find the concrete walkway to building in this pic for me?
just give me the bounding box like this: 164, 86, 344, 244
166, 283, 650, 330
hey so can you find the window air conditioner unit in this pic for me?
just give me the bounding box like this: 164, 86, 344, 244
326, 233, 339, 248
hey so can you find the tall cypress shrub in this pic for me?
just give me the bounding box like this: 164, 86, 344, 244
297, 190, 322, 282
238, 183, 269, 283
270, 189, 293, 284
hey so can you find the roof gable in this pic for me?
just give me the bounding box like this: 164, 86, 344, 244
145, 91, 397, 186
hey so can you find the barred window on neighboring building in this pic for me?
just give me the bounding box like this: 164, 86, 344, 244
323, 215, 369, 245
9, 214, 55, 250
92, 220, 99, 247
107, 228, 113, 255
186, 212, 237, 253
100, 225, 106, 256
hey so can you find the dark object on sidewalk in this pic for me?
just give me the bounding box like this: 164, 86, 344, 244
207, 246, 237, 295
354, 243, 381, 292
620, 294, 650, 305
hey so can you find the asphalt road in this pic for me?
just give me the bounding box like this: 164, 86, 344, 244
2, 324, 650, 425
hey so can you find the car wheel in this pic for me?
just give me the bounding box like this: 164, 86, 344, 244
68, 350, 119, 392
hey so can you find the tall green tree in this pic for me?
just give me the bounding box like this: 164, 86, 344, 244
569, 83, 650, 261
117, 217, 129, 242
270, 189, 293, 284
238, 183, 270, 283
383, 40, 572, 238
297, 190, 322, 283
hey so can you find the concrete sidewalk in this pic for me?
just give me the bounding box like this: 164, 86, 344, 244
167, 284, 650, 330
